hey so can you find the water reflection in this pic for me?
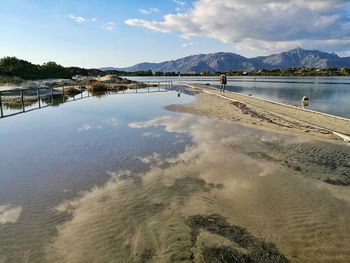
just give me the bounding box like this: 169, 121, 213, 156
128, 76, 350, 118
0, 87, 170, 118
1, 88, 349, 262
47, 116, 350, 262
0, 89, 194, 262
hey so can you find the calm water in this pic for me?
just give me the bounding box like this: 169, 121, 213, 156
0, 86, 349, 262
0, 87, 193, 261
128, 76, 350, 119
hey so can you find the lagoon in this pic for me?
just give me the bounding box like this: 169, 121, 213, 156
0, 86, 350, 262
128, 76, 350, 119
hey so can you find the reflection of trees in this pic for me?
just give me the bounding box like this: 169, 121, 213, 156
90, 90, 109, 98
3, 98, 37, 110
41, 94, 68, 107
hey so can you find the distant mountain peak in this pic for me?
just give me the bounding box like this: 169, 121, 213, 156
102, 48, 350, 73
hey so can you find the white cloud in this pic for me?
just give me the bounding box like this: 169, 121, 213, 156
69, 14, 87, 23
69, 15, 98, 24
142, 132, 161, 138
136, 152, 161, 165
125, 0, 350, 55
78, 124, 92, 132
182, 42, 194, 47
139, 8, 160, 15
173, 1, 190, 13
105, 117, 118, 126
101, 22, 116, 31
77, 118, 118, 132
173, 0, 187, 6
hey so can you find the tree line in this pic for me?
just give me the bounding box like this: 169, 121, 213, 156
0, 57, 156, 84
222, 68, 350, 77
1, 57, 349, 85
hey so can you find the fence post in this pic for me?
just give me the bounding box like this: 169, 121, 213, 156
51, 88, 54, 104
20, 90, 25, 112
37, 88, 41, 108
62, 87, 65, 102
0, 92, 3, 118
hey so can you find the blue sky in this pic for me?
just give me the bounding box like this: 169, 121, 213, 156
1, 0, 350, 68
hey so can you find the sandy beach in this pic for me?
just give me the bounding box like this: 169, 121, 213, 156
166, 84, 350, 143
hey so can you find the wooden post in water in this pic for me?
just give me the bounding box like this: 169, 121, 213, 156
20, 90, 25, 112
62, 87, 65, 103
37, 88, 41, 108
158, 82, 160, 91
0, 92, 3, 118
51, 88, 54, 104
80, 85, 83, 99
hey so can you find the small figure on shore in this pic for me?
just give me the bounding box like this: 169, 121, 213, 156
220, 74, 227, 92
301, 96, 309, 107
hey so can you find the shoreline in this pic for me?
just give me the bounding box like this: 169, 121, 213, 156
166, 84, 350, 143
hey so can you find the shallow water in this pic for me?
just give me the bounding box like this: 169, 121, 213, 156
0, 87, 349, 262
128, 76, 350, 118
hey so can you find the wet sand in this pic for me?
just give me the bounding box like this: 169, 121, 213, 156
166, 84, 350, 142
46, 116, 350, 262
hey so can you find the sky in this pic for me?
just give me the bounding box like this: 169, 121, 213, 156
1, 0, 350, 68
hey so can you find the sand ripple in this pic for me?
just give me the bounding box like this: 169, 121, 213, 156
46, 116, 350, 262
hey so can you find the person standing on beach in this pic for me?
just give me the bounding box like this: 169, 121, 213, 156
220, 74, 227, 92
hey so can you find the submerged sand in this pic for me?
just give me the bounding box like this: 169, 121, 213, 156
46, 116, 350, 262
3, 86, 349, 262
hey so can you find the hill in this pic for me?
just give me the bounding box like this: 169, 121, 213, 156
108, 48, 350, 73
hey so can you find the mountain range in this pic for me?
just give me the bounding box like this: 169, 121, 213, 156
101, 48, 350, 73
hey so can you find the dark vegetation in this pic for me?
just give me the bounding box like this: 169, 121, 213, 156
186, 214, 288, 262
223, 67, 350, 77
0, 57, 71, 81
134, 67, 350, 77
0, 57, 155, 84
1, 57, 349, 85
